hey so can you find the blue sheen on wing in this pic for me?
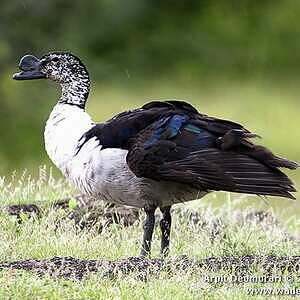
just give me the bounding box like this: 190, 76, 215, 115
143, 116, 171, 149
144, 115, 188, 149
178, 123, 215, 148
184, 124, 203, 134
166, 115, 188, 137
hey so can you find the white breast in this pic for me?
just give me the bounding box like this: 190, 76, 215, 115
44, 104, 94, 174
44, 104, 146, 205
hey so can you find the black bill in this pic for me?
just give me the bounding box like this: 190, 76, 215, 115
13, 55, 46, 80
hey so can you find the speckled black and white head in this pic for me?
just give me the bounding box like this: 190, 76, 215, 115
13, 51, 90, 109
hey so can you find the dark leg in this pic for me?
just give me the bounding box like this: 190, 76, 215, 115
140, 206, 156, 256
160, 206, 172, 257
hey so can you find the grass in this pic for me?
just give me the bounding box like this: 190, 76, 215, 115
0, 168, 299, 299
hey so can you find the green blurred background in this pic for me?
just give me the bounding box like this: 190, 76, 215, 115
0, 1, 299, 204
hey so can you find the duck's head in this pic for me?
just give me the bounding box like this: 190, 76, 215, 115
13, 52, 90, 108
13, 52, 89, 83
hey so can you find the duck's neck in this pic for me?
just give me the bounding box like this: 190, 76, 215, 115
45, 100, 95, 174
59, 77, 90, 109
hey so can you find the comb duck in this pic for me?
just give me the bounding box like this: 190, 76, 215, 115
13, 52, 298, 256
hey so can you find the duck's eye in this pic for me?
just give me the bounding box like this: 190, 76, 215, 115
52, 57, 59, 62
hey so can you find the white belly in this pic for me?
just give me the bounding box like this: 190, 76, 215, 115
69, 146, 146, 205
67, 147, 204, 208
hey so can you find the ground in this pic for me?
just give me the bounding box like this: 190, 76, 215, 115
0, 168, 299, 299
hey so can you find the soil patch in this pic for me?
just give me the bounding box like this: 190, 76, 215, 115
4, 197, 139, 231
1, 255, 299, 280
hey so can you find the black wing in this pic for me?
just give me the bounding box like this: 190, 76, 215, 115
125, 102, 298, 199
79, 100, 248, 149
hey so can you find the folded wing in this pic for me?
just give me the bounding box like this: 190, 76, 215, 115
125, 103, 298, 199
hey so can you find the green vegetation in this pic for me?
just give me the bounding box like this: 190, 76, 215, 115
0, 170, 299, 299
